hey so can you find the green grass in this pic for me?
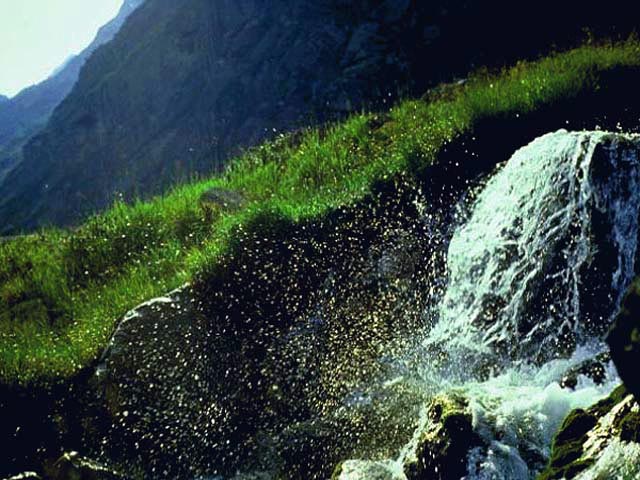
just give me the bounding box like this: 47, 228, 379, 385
2, 38, 640, 386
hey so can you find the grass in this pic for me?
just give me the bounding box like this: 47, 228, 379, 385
2, 38, 640, 386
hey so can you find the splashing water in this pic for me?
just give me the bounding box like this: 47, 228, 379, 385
376, 130, 640, 480
427, 129, 640, 367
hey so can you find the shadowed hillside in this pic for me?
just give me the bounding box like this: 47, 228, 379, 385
0, 0, 144, 185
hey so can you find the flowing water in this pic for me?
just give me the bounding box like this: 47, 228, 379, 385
112, 130, 640, 479
342, 130, 640, 479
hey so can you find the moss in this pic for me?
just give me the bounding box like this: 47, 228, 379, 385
538, 409, 596, 479
538, 385, 637, 480
406, 394, 481, 480
331, 462, 344, 480
3, 39, 640, 386
618, 412, 640, 443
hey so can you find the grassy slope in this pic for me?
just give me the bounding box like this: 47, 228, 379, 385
2, 39, 640, 386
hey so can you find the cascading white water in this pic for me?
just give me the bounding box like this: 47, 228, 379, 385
416, 129, 640, 479
426, 130, 640, 366
342, 130, 640, 480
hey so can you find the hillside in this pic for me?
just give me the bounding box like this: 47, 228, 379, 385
3, 39, 640, 479
0, 0, 144, 184
1, 39, 639, 385
0, 0, 638, 233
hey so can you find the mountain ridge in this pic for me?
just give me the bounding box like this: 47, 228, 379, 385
1, 0, 638, 232
0, 0, 145, 185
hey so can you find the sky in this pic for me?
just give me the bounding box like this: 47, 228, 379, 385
0, 0, 124, 98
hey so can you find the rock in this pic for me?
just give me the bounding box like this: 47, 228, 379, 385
403, 394, 482, 479
89, 285, 221, 476
199, 188, 245, 215
539, 385, 640, 479
331, 393, 482, 480
47, 452, 125, 480
559, 352, 610, 390
199, 187, 244, 209
3, 473, 41, 480
608, 279, 640, 401
332, 460, 407, 480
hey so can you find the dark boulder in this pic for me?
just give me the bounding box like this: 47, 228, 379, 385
608, 280, 640, 401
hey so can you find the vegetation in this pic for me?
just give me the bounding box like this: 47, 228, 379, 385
538, 385, 635, 480
2, 39, 640, 386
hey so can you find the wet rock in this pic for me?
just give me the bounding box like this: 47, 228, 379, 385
403, 394, 482, 479
47, 452, 125, 480
608, 279, 640, 402
539, 385, 640, 479
559, 352, 611, 390
3, 473, 41, 480
89, 285, 220, 477
332, 460, 406, 480
333, 393, 483, 480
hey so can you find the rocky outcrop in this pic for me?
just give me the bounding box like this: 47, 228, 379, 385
1, 0, 639, 231
0, 0, 144, 185
608, 280, 640, 401
403, 394, 482, 479
333, 393, 483, 480
559, 353, 610, 390
332, 460, 406, 480
539, 385, 640, 480
45, 452, 125, 480
70, 176, 443, 479
3, 473, 41, 480
88, 286, 223, 477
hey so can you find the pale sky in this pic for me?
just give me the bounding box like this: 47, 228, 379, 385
0, 0, 124, 98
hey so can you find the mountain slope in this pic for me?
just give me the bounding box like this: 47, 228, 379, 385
0, 0, 637, 232
0, 0, 144, 184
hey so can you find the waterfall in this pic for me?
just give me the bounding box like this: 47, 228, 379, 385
341, 130, 640, 480
426, 130, 640, 368
413, 129, 640, 479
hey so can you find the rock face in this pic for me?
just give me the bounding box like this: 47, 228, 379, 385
76, 176, 443, 478
403, 394, 482, 480
46, 452, 125, 480
333, 393, 483, 480
1, 0, 638, 232
89, 286, 223, 477
0, 0, 144, 186
608, 280, 640, 402
333, 460, 406, 480
539, 385, 640, 480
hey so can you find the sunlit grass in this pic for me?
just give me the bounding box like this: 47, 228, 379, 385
2, 39, 640, 385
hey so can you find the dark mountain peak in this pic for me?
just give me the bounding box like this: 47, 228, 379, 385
1, 0, 638, 232
0, 0, 146, 186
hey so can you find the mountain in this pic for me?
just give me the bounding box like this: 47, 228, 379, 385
0, 0, 145, 185
0, 0, 637, 233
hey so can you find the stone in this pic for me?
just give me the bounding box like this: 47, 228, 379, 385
3, 473, 41, 480
333, 460, 407, 480
539, 385, 640, 479
199, 188, 245, 212
403, 394, 482, 480
608, 280, 640, 401
47, 452, 125, 480
559, 352, 611, 390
